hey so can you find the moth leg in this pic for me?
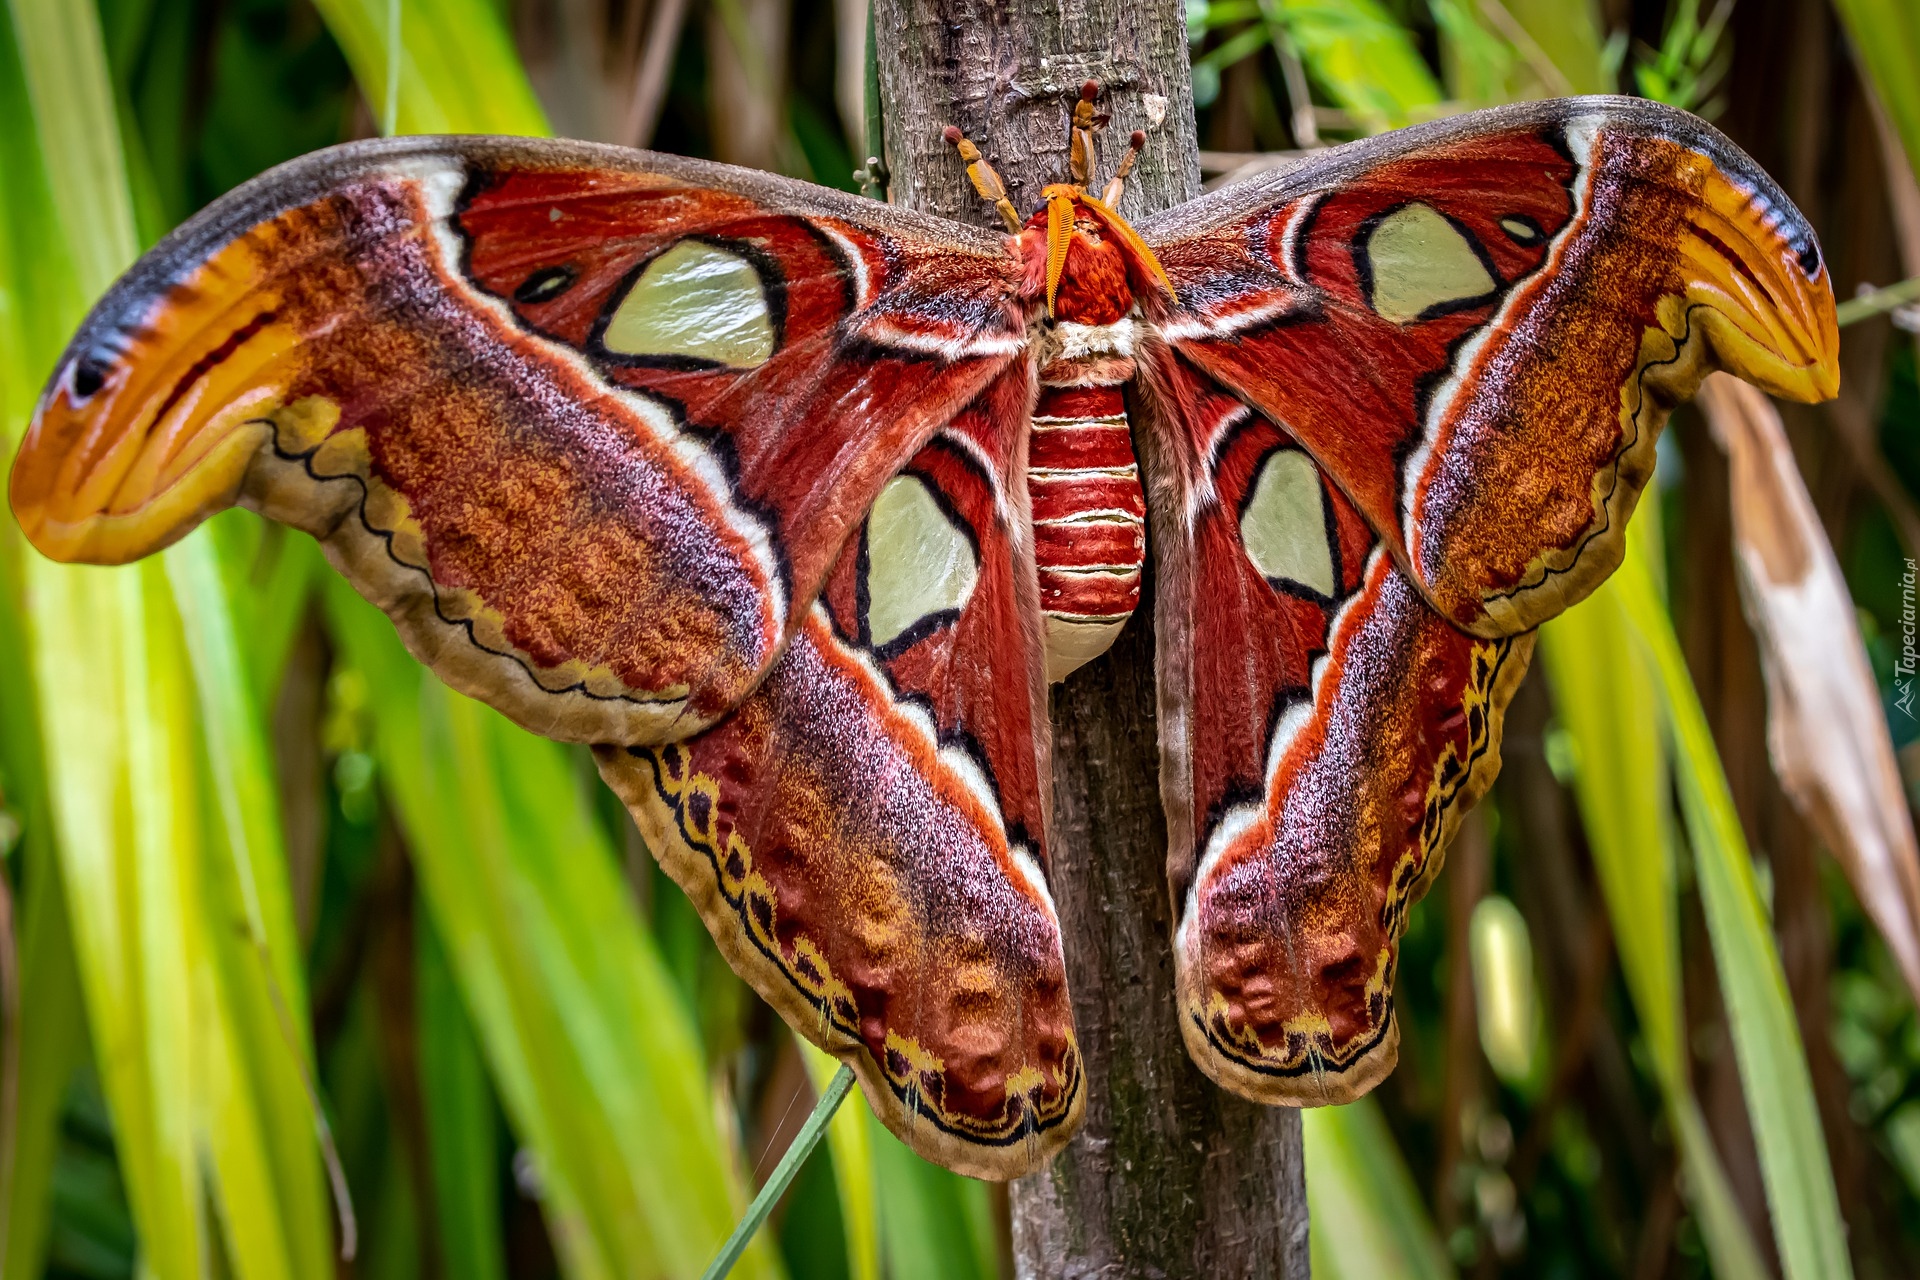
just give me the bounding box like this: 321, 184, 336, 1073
1100, 130, 1147, 208
943, 126, 1022, 232
1069, 81, 1102, 187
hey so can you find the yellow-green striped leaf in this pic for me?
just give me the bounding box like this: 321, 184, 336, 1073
324, 581, 778, 1280
1305, 1098, 1453, 1280
1613, 540, 1855, 1280
311, 0, 548, 136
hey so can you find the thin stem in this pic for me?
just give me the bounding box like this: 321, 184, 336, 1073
1256, 0, 1320, 148
858, 1, 888, 197
700, 1063, 855, 1280
622, 0, 690, 150
382, 0, 400, 135
0, 863, 18, 1262
1836, 275, 1920, 327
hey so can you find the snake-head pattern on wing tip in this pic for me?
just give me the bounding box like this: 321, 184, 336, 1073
9, 94, 1836, 1176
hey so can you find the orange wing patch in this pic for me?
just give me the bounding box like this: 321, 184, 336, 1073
1143, 99, 1838, 641
11, 138, 1027, 747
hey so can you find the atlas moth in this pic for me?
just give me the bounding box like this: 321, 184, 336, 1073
11, 80, 1837, 1179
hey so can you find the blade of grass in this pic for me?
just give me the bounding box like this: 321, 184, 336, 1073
416, 911, 507, 1280
1613, 533, 1855, 1280
702, 1066, 853, 1280
206, 513, 324, 718
1541, 535, 1772, 1280
167, 538, 338, 1277
311, 0, 548, 136
165, 539, 309, 1031
72, 561, 209, 1278
2, 0, 136, 300
0, 814, 79, 1280
325, 580, 779, 1280
6, 2, 206, 1272
8, 5, 338, 1278
798, 1041, 878, 1280
0, 12, 85, 1276
1304, 1098, 1454, 1280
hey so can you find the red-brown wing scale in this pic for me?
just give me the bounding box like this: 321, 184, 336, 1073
10, 137, 1024, 745
1137, 346, 1529, 1101
1130, 96, 1835, 1103
597, 367, 1080, 1175
1140, 96, 1837, 639
10, 137, 1075, 1176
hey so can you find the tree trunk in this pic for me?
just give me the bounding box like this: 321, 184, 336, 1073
867, 4, 1311, 1276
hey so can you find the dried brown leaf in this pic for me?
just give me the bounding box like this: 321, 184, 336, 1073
1699, 372, 1920, 1005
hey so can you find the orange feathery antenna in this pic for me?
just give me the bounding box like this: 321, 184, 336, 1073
1043, 186, 1077, 314
1079, 193, 1178, 307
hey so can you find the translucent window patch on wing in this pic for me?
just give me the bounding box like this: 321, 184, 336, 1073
1362, 203, 1497, 324
602, 240, 776, 366
1239, 448, 1335, 597
863, 475, 979, 650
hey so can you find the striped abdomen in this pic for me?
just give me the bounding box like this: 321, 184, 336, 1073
1029, 377, 1145, 682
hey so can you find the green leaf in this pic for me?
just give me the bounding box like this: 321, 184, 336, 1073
1468, 894, 1543, 1091
1541, 535, 1772, 1280
1612, 539, 1855, 1280
1496, 0, 1609, 93
1427, 0, 1610, 107
310, 0, 547, 136
1305, 1098, 1454, 1280
417, 911, 508, 1280
1830, 0, 1920, 180
866, 1114, 995, 1280
1263, 0, 1443, 130
324, 581, 778, 1280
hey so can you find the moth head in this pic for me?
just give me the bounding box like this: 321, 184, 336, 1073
946, 95, 1170, 318
1024, 187, 1177, 321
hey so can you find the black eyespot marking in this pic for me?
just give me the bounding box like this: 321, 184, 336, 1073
514, 265, 578, 304
1498, 214, 1545, 246
71, 354, 110, 399
1795, 237, 1822, 278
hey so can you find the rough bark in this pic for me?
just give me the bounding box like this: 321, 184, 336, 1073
867, 4, 1310, 1276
